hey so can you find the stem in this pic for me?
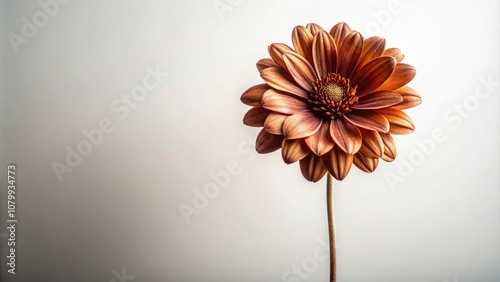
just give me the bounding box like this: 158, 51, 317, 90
327, 173, 336, 282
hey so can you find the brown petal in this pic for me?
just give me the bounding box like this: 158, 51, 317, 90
256, 129, 284, 154
344, 111, 389, 133
354, 36, 386, 73
292, 25, 314, 65
358, 129, 384, 158
321, 146, 353, 180
329, 22, 352, 48
283, 52, 317, 92
336, 31, 363, 78
353, 91, 403, 109
312, 30, 337, 79
300, 153, 328, 182
306, 23, 325, 35
256, 58, 277, 72
393, 86, 422, 109
330, 118, 362, 154
353, 154, 379, 173
305, 120, 334, 156
382, 48, 404, 63
282, 138, 310, 164
380, 133, 396, 162
378, 108, 415, 134
376, 63, 416, 91
264, 112, 288, 135
243, 107, 271, 127
268, 43, 294, 70
240, 84, 269, 106
283, 110, 322, 139
260, 67, 309, 99
352, 56, 396, 96
261, 89, 309, 114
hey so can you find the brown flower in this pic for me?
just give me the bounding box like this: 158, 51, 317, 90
241, 22, 421, 182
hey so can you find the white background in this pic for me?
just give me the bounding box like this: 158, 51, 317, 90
0, 0, 499, 281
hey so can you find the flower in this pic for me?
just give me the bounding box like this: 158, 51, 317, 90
241, 22, 421, 182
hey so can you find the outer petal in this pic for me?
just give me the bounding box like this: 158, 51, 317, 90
261, 89, 309, 114
336, 31, 363, 78
352, 56, 396, 96
382, 48, 404, 63
282, 139, 310, 164
393, 86, 422, 109
305, 120, 334, 156
353, 91, 403, 110
354, 36, 385, 73
256, 129, 284, 154
344, 111, 389, 133
240, 84, 269, 106
283, 52, 317, 92
380, 133, 396, 162
312, 30, 337, 79
283, 110, 322, 139
264, 112, 288, 135
330, 118, 362, 154
300, 153, 328, 182
321, 146, 353, 180
378, 108, 415, 134
256, 58, 277, 72
260, 67, 309, 99
243, 107, 271, 127
268, 43, 294, 70
376, 63, 416, 91
353, 154, 379, 173
292, 25, 314, 65
358, 129, 384, 158
329, 22, 352, 48
306, 23, 325, 35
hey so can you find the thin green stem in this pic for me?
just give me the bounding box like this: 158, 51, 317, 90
327, 173, 336, 282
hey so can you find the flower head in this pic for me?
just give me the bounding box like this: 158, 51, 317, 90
241, 23, 421, 182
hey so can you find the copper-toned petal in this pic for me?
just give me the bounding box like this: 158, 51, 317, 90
283, 110, 322, 139
306, 23, 325, 35
256, 58, 277, 72
358, 129, 384, 158
256, 129, 284, 154
283, 52, 317, 92
300, 153, 328, 182
378, 108, 415, 134
379, 133, 396, 162
354, 36, 385, 73
330, 118, 362, 154
243, 107, 271, 127
282, 138, 310, 164
312, 30, 337, 79
240, 84, 269, 106
393, 86, 422, 109
261, 89, 309, 114
376, 63, 416, 91
264, 112, 288, 135
336, 31, 363, 78
305, 120, 334, 156
352, 56, 396, 96
353, 91, 403, 110
291, 25, 314, 65
260, 67, 309, 99
344, 111, 389, 133
329, 22, 352, 48
268, 43, 294, 70
353, 154, 379, 173
382, 48, 404, 63
321, 146, 353, 180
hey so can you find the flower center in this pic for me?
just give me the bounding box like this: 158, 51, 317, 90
309, 73, 358, 119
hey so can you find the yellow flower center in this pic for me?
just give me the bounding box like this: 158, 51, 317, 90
323, 83, 345, 102
309, 73, 358, 119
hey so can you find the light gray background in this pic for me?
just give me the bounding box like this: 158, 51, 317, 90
0, 0, 499, 281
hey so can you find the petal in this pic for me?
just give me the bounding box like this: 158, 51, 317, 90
352, 56, 396, 96
312, 30, 337, 79
261, 89, 309, 114
382, 48, 404, 63
283, 52, 317, 92
283, 110, 322, 139
240, 84, 269, 106
256, 129, 284, 154
329, 22, 352, 48
378, 108, 415, 134
353, 91, 403, 110
354, 36, 385, 73
260, 67, 309, 99
358, 129, 384, 158
306, 23, 325, 35
353, 154, 379, 173
300, 153, 328, 182
264, 112, 288, 135
376, 63, 416, 91
256, 58, 277, 72
336, 31, 363, 78
393, 86, 422, 109
344, 111, 389, 133
321, 146, 353, 180
268, 43, 294, 70
305, 120, 335, 156
282, 138, 310, 164
292, 25, 314, 65
243, 107, 271, 127
330, 118, 362, 154
380, 133, 396, 162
